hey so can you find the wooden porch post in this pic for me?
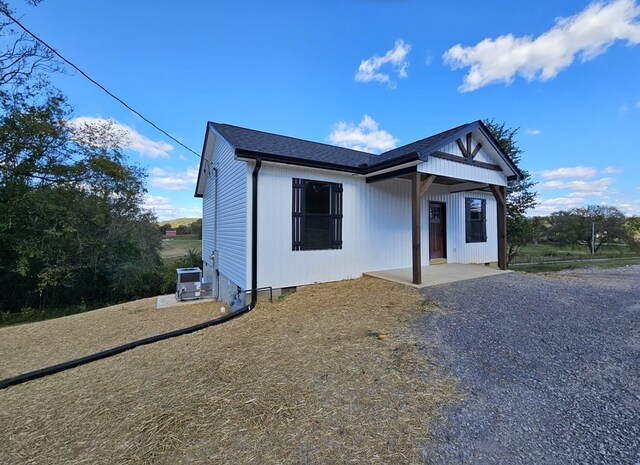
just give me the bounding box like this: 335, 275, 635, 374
411, 172, 422, 284
411, 173, 436, 284
490, 184, 507, 270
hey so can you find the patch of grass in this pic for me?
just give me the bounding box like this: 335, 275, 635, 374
513, 242, 636, 264
512, 257, 640, 273
124, 306, 147, 315
418, 297, 438, 312
0, 303, 100, 327
160, 235, 202, 261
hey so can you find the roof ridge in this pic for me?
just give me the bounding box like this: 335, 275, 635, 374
210, 122, 376, 156
379, 121, 476, 157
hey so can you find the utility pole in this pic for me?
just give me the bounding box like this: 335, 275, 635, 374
591, 222, 595, 256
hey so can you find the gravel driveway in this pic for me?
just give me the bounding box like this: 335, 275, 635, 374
419, 266, 640, 465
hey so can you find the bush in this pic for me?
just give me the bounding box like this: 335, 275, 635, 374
157, 249, 203, 295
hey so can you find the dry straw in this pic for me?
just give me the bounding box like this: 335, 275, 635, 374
0, 277, 460, 464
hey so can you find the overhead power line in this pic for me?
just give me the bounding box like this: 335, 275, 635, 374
1, 8, 201, 159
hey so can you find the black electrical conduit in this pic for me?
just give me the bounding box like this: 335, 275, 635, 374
0, 158, 263, 391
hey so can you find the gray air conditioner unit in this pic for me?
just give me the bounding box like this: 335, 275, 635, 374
176, 267, 202, 301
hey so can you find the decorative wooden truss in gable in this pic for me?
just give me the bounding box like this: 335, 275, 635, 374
432, 132, 500, 171
455, 133, 483, 161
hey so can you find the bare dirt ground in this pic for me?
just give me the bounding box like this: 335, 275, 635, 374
0, 277, 459, 464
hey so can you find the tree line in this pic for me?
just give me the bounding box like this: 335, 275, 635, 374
483, 120, 639, 263
160, 219, 202, 238
0, 1, 200, 323
509, 206, 639, 261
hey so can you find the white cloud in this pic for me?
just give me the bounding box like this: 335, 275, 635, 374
143, 194, 201, 221
355, 39, 411, 87
69, 116, 173, 158
635, 101, 640, 108
540, 177, 615, 195
150, 166, 199, 191
610, 198, 640, 215
328, 115, 398, 154
528, 196, 585, 215
531, 194, 640, 216
443, 0, 640, 92
602, 166, 623, 173
540, 166, 597, 179
525, 128, 542, 135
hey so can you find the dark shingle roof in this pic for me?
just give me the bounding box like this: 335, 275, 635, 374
208, 120, 520, 177
373, 122, 473, 164
211, 123, 373, 169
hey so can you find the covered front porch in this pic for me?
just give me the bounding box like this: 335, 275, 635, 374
367, 168, 508, 285
364, 263, 512, 289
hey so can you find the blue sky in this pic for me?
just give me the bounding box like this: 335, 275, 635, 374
9, 0, 640, 219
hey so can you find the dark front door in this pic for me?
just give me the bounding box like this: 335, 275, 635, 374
429, 202, 446, 260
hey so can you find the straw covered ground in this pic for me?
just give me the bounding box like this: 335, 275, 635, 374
0, 277, 460, 464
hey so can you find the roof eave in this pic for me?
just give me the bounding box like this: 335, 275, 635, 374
235, 148, 420, 175
193, 122, 215, 198
477, 120, 525, 180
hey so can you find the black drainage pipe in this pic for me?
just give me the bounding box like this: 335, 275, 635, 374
251, 158, 261, 303
0, 158, 263, 391
0, 306, 252, 390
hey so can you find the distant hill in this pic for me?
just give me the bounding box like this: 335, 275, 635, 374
158, 217, 200, 228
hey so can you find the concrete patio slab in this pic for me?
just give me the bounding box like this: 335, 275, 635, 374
364, 263, 512, 288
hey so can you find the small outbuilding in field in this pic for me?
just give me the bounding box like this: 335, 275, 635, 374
195, 120, 522, 304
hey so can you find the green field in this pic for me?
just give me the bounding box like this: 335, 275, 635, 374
511, 242, 637, 264
161, 235, 202, 261
511, 256, 640, 273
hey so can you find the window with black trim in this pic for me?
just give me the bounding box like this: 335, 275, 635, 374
465, 198, 487, 243
292, 178, 342, 250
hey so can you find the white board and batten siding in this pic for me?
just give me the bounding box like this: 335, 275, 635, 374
418, 158, 506, 186
202, 130, 247, 289
425, 138, 508, 187
366, 181, 497, 270
426, 185, 498, 265
252, 163, 498, 291
254, 163, 368, 291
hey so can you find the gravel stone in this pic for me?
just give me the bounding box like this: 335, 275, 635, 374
419, 265, 640, 465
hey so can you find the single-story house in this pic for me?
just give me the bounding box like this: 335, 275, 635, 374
195, 120, 523, 306
165, 230, 177, 237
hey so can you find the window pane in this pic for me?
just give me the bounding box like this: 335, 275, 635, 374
305, 215, 331, 250
466, 198, 486, 243
468, 199, 483, 220
305, 182, 330, 214
468, 221, 484, 242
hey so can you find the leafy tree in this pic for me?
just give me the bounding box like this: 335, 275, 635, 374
1, 1, 63, 95
548, 205, 636, 255
0, 1, 168, 320
191, 218, 202, 239
0, 97, 162, 311
176, 224, 191, 235
483, 119, 537, 263
626, 216, 640, 240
